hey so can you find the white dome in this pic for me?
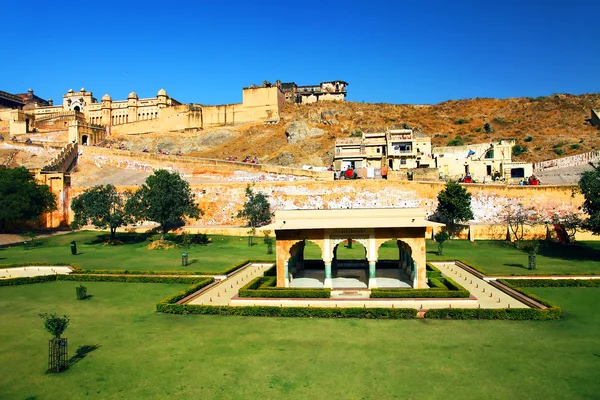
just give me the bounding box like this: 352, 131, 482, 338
128, 91, 138, 99
157, 88, 167, 96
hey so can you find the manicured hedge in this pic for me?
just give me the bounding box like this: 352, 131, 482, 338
371, 276, 470, 299
0, 274, 58, 286
158, 278, 215, 304
57, 275, 209, 284
426, 263, 443, 278
156, 303, 416, 319
424, 307, 561, 320
500, 279, 600, 288
76, 269, 205, 276
237, 276, 331, 298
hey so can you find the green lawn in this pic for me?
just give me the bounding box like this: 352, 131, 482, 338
0, 231, 275, 273
0, 281, 599, 399
426, 239, 600, 276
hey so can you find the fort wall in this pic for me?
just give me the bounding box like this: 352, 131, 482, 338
78, 146, 334, 180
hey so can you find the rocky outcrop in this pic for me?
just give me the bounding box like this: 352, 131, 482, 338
285, 121, 324, 144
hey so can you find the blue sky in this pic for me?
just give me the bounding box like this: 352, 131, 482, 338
3, 0, 599, 105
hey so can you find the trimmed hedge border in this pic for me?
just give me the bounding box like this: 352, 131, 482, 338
238, 276, 331, 298
425, 307, 561, 320
0, 275, 58, 286
156, 303, 416, 319
59, 275, 209, 284
371, 276, 470, 299
426, 263, 443, 278
499, 279, 600, 288
71, 259, 274, 276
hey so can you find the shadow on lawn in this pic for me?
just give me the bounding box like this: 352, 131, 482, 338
536, 241, 600, 262
84, 233, 149, 245
69, 344, 101, 366
504, 263, 527, 269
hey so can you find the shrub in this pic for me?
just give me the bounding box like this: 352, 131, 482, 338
371, 276, 469, 299
570, 143, 580, 150
499, 279, 600, 288
492, 117, 510, 126
39, 313, 70, 338
454, 118, 469, 125
512, 144, 528, 157
471, 126, 483, 133
552, 141, 567, 149
447, 136, 464, 146
484, 123, 494, 133
535, 146, 542, 151
554, 149, 565, 156
349, 130, 363, 137
75, 285, 88, 300
524, 136, 533, 142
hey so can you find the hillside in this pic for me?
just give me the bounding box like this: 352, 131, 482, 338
110, 93, 600, 167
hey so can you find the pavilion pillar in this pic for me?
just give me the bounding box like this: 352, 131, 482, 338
284, 260, 290, 288
368, 261, 377, 289
324, 262, 332, 288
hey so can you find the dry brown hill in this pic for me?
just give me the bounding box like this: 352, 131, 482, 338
119, 93, 600, 167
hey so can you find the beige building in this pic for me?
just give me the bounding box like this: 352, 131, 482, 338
433, 139, 533, 183
3, 82, 284, 142
29, 87, 182, 127
263, 208, 441, 290
334, 129, 433, 171
279, 80, 348, 104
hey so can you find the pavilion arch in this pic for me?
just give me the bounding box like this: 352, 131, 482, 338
376, 239, 417, 288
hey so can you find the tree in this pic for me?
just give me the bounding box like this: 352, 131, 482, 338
578, 163, 600, 235
433, 229, 450, 255
504, 203, 538, 248
521, 240, 540, 270
237, 185, 273, 229
0, 167, 57, 231
39, 313, 70, 339
484, 122, 494, 133
70, 184, 132, 240
435, 182, 474, 236
127, 170, 202, 239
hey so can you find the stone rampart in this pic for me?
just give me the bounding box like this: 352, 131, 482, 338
79, 146, 333, 180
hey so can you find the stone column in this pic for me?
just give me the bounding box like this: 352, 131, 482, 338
284, 260, 289, 288
368, 261, 377, 288
324, 262, 332, 288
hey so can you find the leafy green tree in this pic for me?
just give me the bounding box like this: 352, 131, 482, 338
237, 185, 273, 229
39, 313, 70, 339
0, 167, 57, 231
579, 163, 600, 235
504, 203, 538, 248
127, 170, 202, 239
484, 122, 494, 133
433, 229, 450, 255
70, 184, 132, 240
435, 182, 474, 236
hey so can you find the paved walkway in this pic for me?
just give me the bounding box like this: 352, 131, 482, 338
188, 263, 272, 306
0, 266, 73, 279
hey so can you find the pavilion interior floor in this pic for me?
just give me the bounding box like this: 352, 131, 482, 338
289, 268, 414, 289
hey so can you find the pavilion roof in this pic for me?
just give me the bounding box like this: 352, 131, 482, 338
260, 208, 444, 231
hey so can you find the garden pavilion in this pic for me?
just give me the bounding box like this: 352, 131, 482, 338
261, 208, 442, 289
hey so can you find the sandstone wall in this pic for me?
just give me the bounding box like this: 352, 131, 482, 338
66, 180, 584, 233
78, 146, 333, 181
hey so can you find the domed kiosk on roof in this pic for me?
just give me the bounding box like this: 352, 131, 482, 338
157, 88, 167, 97
101, 93, 112, 101
127, 91, 138, 99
